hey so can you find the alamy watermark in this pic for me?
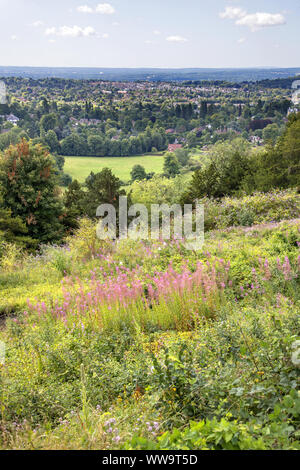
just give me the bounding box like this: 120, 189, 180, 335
96, 197, 204, 251
0, 80, 7, 105
0, 341, 5, 365
291, 79, 300, 107
291, 341, 300, 368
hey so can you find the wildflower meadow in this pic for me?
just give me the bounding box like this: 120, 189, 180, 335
0, 207, 299, 450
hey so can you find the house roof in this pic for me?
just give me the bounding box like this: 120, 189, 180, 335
168, 143, 183, 152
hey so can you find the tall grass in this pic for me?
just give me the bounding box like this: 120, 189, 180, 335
25, 251, 300, 332
26, 259, 229, 332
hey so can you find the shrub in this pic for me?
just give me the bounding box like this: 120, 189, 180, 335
203, 189, 300, 231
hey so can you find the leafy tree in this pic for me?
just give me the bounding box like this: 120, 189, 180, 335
55, 155, 65, 172
83, 168, 127, 219
40, 113, 58, 133
60, 134, 87, 156
278, 112, 300, 186
41, 96, 50, 114
130, 175, 186, 211
130, 165, 147, 181
0, 139, 65, 243
63, 179, 85, 231
200, 101, 208, 119
88, 135, 105, 156
187, 132, 197, 148
0, 195, 36, 249
175, 148, 191, 167
247, 113, 300, 192
60, 173, 72, 187
262, 123, 280, 145
64, 180, 85, 214
44, 130, 60, 153
182, 139, 252, 201
164, 153, 180, 178
0, 128, 28, 152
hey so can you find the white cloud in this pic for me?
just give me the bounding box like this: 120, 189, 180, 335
237, 37, 246, 44
77, 5, 93, 13
220, 7, 246, 20
32, 20, 44, 27
77, 3, 115, 14
95, 3, 115, 14
11, 35, 18, 41
45, 25, 96, 38
45, 27, 56, 35
153, 30, 161, 35
220, 6, 286, 32
96, 32, 109, 39
236, 12, 286, 32
166, 35, 188, 43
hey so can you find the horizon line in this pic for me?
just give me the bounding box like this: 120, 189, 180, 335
0, 65, 300, 70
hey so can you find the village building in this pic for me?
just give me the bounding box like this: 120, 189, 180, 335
168, 143, 183, 152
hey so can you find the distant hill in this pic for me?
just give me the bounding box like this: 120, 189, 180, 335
0, 66, 299, 82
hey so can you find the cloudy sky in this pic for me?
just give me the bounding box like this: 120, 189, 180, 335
0, 0, 299, 68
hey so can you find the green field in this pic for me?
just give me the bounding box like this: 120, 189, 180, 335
64, 154, 165, 183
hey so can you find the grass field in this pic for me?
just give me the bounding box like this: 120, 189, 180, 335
64, 154, 165, 183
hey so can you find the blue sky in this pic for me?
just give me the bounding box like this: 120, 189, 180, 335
0, 0, 299, 68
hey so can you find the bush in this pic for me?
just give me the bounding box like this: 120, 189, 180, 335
203, 189, 300, 231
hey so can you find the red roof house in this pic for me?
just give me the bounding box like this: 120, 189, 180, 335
168, 143, 183, 152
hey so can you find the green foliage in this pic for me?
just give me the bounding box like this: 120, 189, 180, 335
63, 179, 86, 230
0, 215, 299, 449
202, 189, 300, 231
0, 103, 299, 451
163, 153, 180, 178
61, 133, 86, 156
0, 196, 35, 250
174, 148, 191, 167
0, 242, 23, 272
262, 123, 281, 145
0, 139, 64, 243
126, 407, 300, 450
40, 113, 58, 133
44, 130, 60, 154
82, 168, 127, 219
0, 127, 28, 152
182, 139, 252, 201
245, 113, 300, 192
130, 165, 147, 182
48, 247, 73, 276
60, 173, 72, 187
130, 175, 186, 210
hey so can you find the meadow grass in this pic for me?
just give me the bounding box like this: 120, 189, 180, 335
64, 154, 165, 183
0, 201, 299, 450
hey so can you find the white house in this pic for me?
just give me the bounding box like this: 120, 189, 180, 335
6, 114, 20, 125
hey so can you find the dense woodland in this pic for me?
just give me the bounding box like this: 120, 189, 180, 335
0, 78, 292, 163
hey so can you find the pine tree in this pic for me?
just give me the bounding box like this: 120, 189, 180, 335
0, 196, 36, 249
83, 169, 127, 219
63, 179, 86, 231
